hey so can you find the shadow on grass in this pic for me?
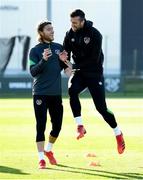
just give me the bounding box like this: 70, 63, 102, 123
0, 166, 30, 175
45, 164, 143, 179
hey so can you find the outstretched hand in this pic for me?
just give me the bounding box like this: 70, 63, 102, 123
59, 50, 68, 62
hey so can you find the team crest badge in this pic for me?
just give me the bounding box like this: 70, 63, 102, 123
55, 49, 60, 55
84, 37, 90, 44
36, 99, 42, 105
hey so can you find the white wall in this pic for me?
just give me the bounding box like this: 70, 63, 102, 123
0, 0, 121, 75
0, 0, 47, 74
51, 0, 121, 75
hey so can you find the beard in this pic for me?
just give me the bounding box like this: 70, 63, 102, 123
43, 35, 54, 42
72, 26, 82, 32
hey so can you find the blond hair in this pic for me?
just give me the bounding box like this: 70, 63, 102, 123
37, 21, 51, 42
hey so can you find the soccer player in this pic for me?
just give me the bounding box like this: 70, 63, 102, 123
29, 21, 70, 169
62, 9, 125, 154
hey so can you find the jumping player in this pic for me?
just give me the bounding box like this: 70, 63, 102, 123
62, 9, 125, 154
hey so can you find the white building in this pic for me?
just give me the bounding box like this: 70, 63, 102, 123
0, 0, 121, 76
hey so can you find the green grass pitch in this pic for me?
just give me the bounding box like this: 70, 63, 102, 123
0, 98, 143, 179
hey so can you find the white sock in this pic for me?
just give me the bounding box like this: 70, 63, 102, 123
45, 142, 53, 152
74, 116, 83, 125
113, 126, 121, 136
38, 151, 44, 161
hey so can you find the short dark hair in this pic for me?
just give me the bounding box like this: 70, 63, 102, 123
37, 21, 51, 32
70, 9, 85, 20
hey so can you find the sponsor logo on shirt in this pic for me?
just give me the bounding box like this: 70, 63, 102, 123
71, 38, 75, 42
99, 81, 103, 86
